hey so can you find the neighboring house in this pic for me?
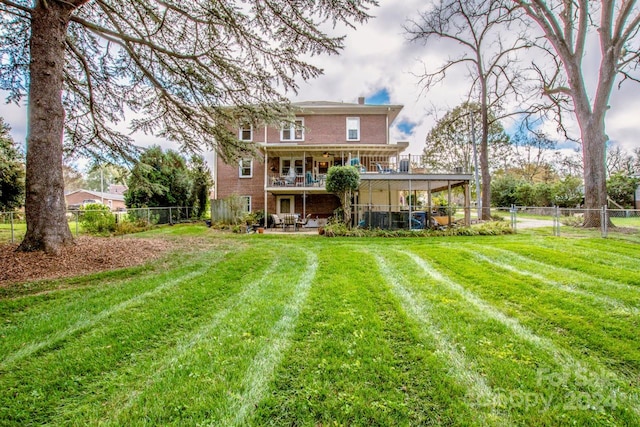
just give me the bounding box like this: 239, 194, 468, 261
213, 98, 473, 229
108, 184, 128, 195
65, 189, 126, 211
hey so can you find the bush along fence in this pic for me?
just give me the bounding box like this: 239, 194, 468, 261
0, 207, 200, 243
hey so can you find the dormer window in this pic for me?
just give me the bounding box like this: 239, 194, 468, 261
281, 118, 304, 141
346, 117, 360, 141
239, 123, 253, 141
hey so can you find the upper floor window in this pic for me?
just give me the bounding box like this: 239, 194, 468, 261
239, 158, 253, 178
239, 123, 253, 141
346, 117, 360, 141
281, 118, 304, 141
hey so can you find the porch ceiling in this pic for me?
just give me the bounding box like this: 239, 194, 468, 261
358, 173, 472, 193
261, 142, 409, 158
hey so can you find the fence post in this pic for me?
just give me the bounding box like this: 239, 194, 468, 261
510, 204, 517, 232
10, 212, 14, 243
553, 206, 560, 237
601, 205, 608, 238
75, 211, 79, 236
147, 208, 150, 225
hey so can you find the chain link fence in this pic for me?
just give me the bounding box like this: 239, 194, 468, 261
1, 207, 200, 243
496, 205, 640, 238
3, 206, 639, 243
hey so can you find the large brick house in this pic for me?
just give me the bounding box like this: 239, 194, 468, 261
213, 99, 473, 229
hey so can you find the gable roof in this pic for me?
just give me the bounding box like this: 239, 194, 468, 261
64, 189, 125, 202
292, 101, 403, 123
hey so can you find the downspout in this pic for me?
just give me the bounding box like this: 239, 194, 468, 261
369, 180, 372, 229
212, 149, 218, 199
408, 179, 412, 230
447, 181, 452, 225
264, 148, 268, 223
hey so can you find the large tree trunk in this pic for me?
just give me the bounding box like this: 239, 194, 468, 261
580, 118, 608, 228
18, 3, 76, 254
479, 77, 492, 220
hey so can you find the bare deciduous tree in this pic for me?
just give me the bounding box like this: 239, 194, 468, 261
406, 0, 531, 219
510, 0, 640, 226
0, 0, 376, 253
422, 102, 511, 174
510, 130, 556, 181
606, 144, 635, 176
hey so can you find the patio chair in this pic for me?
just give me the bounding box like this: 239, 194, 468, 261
284, 168, 297, 186
350, 158, 367, 172
297, 213, 312, 228
283, 214, 297, 231
305, 171, 319, 186
376, 163, 394, 174
271, 214, 283, 229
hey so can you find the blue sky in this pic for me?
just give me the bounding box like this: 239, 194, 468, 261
366, 88, 417, 138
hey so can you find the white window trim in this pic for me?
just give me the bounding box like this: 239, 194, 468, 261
239, 124, 253, 141
346, 117, 360, 141
280, 157, 303, 175
276, 196, 295, 214
239, 158, 253, 178
281, 118, 304, 141
242, 196, 252, 213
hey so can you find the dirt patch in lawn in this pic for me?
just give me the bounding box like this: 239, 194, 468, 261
0, 236, 174, 286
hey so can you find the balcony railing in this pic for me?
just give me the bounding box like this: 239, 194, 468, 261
353, 154, 468, 174
266, 155, 469, 189
268, 173, 326, 188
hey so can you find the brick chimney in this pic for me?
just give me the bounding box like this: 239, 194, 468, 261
357, 96, 365, 105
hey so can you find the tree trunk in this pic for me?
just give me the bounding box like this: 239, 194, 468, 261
479, 77, 492, 220
18, 3, 76, 254
581, 119, 608, 228
342, 190, 352, 228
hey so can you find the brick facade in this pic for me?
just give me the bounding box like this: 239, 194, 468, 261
215, 155, 266, 212
214, 101, 404, 220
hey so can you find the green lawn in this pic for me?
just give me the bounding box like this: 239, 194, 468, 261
1, 225, 639, 426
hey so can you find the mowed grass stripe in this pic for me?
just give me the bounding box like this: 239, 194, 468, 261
371, 251, 507, 425
470, 250, 639, 316
379, 247, 594, 424
0, 246, 277, 425
429, 244, 640, 374
252, 244, 477, 426
92, 245, 312, 425
469, 244, 640, 307
0, 249, 230, 363
531, 237, 640, 270
405, 248, 640, 422
104, 255, 285, 422
494, 240, 640, 286
218, 250, 318, 426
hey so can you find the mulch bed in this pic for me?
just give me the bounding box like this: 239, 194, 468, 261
0, 236, 172, 286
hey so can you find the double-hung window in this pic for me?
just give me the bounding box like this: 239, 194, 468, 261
346, 117, 360, 141
242, 196, 252, 213
281, 118, 304, 141
239, 158, 253, 178
239, 123, 253, 141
